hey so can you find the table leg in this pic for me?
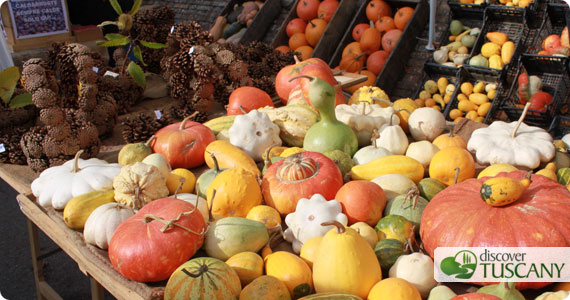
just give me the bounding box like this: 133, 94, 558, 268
27, 219, 46, 300
90, 277, 105, 300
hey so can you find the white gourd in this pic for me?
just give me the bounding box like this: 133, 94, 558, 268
83, 203, 135, 249
335, 103, 399, 147
229, 110, 282, 162
372, 174, 416, 200
406, 141, 440, 168
389, 252, 438, 299
408, 107, 446, 142
376, 115, 409, 155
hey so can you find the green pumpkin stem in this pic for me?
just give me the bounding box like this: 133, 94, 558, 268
511, 102, 531, 138
71, 150, 85, 173
320, 221, 346, 234
182, 264, 209, 278
145, 135, 156, 147
239, 105, 247, 114
173, 177, 186, 198
180, 112, 199, 130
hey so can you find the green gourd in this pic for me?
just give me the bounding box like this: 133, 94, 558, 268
477, 282, 525, 300
117, 136, 155, 165
300, 76, 358, 156
195, 153, 227, 199
384, 187, 428, 231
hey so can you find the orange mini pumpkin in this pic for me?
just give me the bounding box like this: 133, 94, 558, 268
394, 7, 414, 30
339, 53, 367, 73
289, 32, 308, 50
352, 23, 370, 42
295, 45, 314, 61
366, 50, 389, 76
429, 146, 475, 186
360, 27, 382, 55
342, 41, 363, 58
432, 130, 467, 150
366, 0, 392, 22
305, 19, 328, 47
382, 29, 402, 53
375, 16, 395, 34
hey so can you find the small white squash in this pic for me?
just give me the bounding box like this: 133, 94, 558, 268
372, 174, 416, 200
389, 252, 438, 299
562, 133, 570, 149
353, 134, 392, 165
113, 162, 169, 210
170, 193, 209, 223
535, 291, 570, 300
408, 107, 446, 142
142, 153, 171, 178
375, 115, 409, 155
31, 151, 122, 210
83, 202, 135, 249
229, 110, 282, 162
406, 141, 440, 168
335, 103, 399, 147
427, 285, 456, 300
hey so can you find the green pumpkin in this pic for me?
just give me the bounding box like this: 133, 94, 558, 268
557, 168, 570, 185
418, 178, 446, 201
384, 189, 428, 231
374, 214, 415, 244
165, 257, 241, 300
374, 238, 408, 270
117, 136, 155, 165
196, 153, 227, 198
204, 217, 269, 260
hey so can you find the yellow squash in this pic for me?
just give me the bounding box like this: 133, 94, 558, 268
392, 98, 419, 133
536, 162, 557, 181
226, 251, 264, 286
63, 190, 115, 229
203, 115, 236, 135
205, 140, 260, 177
502, 41, 515, 64
480, 175, 531, 206
207, 168, 262, 218
486, 32, 508, 46
351, 155, 424, 183
477, 164, 518, 179
264, 251, 313, 299
239, 276, 292, 300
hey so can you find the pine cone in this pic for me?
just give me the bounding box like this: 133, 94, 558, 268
20, 127, 46, 159
27, 157, 50, 173
32, 88, 58, 109
39, 107, 65, 126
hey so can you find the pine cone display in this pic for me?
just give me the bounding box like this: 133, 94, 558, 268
121, 112, 166, 143
0, 127, 27, 164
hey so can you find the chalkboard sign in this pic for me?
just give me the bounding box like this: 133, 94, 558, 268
8, 0, 69, 39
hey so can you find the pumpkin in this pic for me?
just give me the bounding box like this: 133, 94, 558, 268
375, 214, 415, 243
375, 16, 395, 34
374, 238, 408, 270
477, 164, 518, 179
348, 86, 390, 106
467, 103, 555, 169
117, 136, 154, 165
427, 286, 457, 299
300, 236, 322, 268
164, 257, 241, 300
553, 282, 570, 291
366, 50, 389, 76
226, 252, 264, 286
204, 140, 260, 177
246, 205, 281, 231
204, 217, 269, 260
142, 153, 171, 178
351, 155, 424, 183
264, 251, 313, 298
408, 107, 446, 142
227, 86, 274, 115
275, 57, 330, 103
372, 174, 417, 200
229, 110, 282, 162
261, 151, 343, 215
283, 193, 348, 253
113, 162, 170, 210
450, 293, 502, 300
477, 282, 525, 300
367, 278, 421, 300
299, 293, 363, 299
31, 150, 122, 210
286, 18, 307, 37
352, 142, 392, 165
339, 53, 367, 73
394, 7, 414, 30
384, 188, 428, 230
389, 252, 438, 298
382, 29, 402, 53
289, 33, 309, 50
206, 168, 262, 218
429, 146, 475, 186
239, 275, 292, 300
306, 19, 327, 47
361, 28, 382, 55
352, 23, 370, 42
297, 45, 314, 61
297, 0, 319, 21
346, 70, 377, 94
318, 0, 339, 22
392, 98, 418, 133
152, 114, 216, 169
417, 178, 446, 201
536, 162, 558, 181
558, 168, 570, 185
313, 221, 382, 298
257, 103, 320, 148
109, 198, 206, 282
420, 171, 570, 290
170, 193, 209, 223
366, 0, 392, 22
343, 41, 364, 58
83, 202, 135, 249
432, 130, 467, 150
336, 180, 386, 226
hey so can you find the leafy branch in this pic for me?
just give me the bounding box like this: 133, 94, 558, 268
0, 67, 33, 109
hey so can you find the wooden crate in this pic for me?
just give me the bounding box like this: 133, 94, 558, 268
271, 0, 362, 62
239, 0, 283, 45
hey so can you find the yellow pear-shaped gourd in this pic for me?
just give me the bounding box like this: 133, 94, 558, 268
480, 173, 531, 206
536, 162, 557, 181
312, 221, 382, 298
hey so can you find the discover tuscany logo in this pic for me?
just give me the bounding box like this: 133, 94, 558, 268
434, 247, 570, 282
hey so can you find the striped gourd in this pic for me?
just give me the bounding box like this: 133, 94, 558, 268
374, 238, 408, 270
164, 257, 241, 300
203, 115, 236, 135
557, 168, 570, 185
298, 292, 363, 299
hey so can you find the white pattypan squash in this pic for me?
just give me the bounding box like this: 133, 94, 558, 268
335, 103, 399, 147
406, 141, 440, 168
83, 202, 134, 249
408, 107, 446, 142
31, 151, 122, 210
467, 115, 555, 169
229, 110, 282, 162
389, 252, 438, 299
562, 133, 570, 149
283, 193, 348, 254
535, 291, 570, 300
376, 120, 409, 155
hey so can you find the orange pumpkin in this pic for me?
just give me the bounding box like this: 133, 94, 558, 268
346, 70, 376, 93
342, 41, 363, 58
360, 27, 382, 55
382, 29, 402, 53
375, 16, 395, 34
352, 23, 370, 42
366, 50, 389, 76
339, 53, 367, 73
394, 7, 414, 30
295, 45, 314, 61
366, 0, 392, 22
297, 0, 319, 21
432, 130, 467, 150
286, 18, 307, 37
305, 19, 328, 47
318, 0, 339, 22
429, 146, 475, 186
275, 45, 291, 54
289, 32, 309, 50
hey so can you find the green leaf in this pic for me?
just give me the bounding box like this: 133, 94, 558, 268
133, 45, 146, 66
9, 93, 33, 108
105, 33, 127, 41
130, 0, 142, 15
0, 66, 20, 104
128, 62, 146, 87
109, 0, 123, 15
139, 40, 168, 49
96, 36, 130, 47
98, 21, 118, 28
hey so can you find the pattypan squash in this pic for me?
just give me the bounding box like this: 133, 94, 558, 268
31, 151, 122, 210
348, 86, 391, 107
229, 110, 282, 162
336, 103, 399, 147
284, 193, 348, 253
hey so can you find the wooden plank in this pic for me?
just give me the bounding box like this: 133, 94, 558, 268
0, 163, 35, 195
38, 281, 64, 300
239, 0, 282, 45
27, 219, 47, 300
311, 0, 360, 61
335, 71, 369, 88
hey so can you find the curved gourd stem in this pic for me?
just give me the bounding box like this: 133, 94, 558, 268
263, 144, 279, 169
145, 135, 156, 147
207, 189, 217, 224
320, 221, 345, 234
182, 264, 209, 278
372, 96, 392, 107
402, 187, 420, 209
288, 75, 313, 82
180, 111, 199, 130
447, 125, 456, 137
371, 129, 380, 148
511, 102, 531, 138
142, 210, 207, 235
173, 177, 185, 197
71, 150, 85, 173
293, 55, 301, 64
454, 167, 460, 185
209, 152, 220, 172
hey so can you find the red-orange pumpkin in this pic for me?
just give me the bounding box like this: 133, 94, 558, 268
366, 50, 389, 76
275, 57, 330, 103
318, 0, 339, 22
297, 0, 319, 21
335, 180, 386, 226
366, 0, 392, 22
450, 294, 502, 300
306, 19, 328, 47
352, 23, 370, 42
394, 7, 414, 30
286, 18, 307, 37
375, 16, 395, 34
360, 27, 382, 55
261, 152, 343, 215
227, 86, 274, 115
339, 53, 367, 73
342, 41, 363, 58
382, 29, 402, 53
420, 171, 570, 290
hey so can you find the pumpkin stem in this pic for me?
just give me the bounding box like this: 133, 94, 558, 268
207, 189, 216, 223
371, 96, 393, 107
371, 128, 380, 148
263, 144, 279, 169
511, 102, 531, 138
145, 135, 157, 147
361, 101, 367, 115
182, 140, 198, 153
173, 177, 185, 198
71, 150, 85, 173
320, 221, 345, 234
355, 53, 366, 60
180, 112, 199, 130
288, 75, 313, 82
143, 210, 207, 236
402, 187, 420, 209
294, 55, 301, 64
181, 264, 209, 278
448, 125, 455, 137
454, 167, 460, 185
239, 105, 247, 114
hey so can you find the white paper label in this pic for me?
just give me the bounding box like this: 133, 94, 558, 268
189, 47, 194, 54
0, 143, 5, 153
155, 110, 162, 120
104, 71, 119, 78
92, 66, 99, 73
170, 25, 175, 34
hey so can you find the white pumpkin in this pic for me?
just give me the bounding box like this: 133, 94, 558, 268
349, 222, 378, 248
229, 110, 282, 162
283, 193, 348, 253
170, 193, 209, 223
142, 153, 171, 178
352, 140, 392, 165
372, 174, 416, 200
335, 103, 399, 147
467, 103, 555, 169
406, 141, 440, 168
562, 133, 570, 149
376, 118, 409, 155
83, 202, 134, 249
427, 285, 456, 300
389, 252, 438, 299
31, 151, 122, 209
408, 107, 446, 142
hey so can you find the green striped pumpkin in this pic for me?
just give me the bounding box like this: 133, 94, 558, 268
384, 191, 428, 231
557, 168, 570, 185
298, 292, 363, 299
374, 238, 408, 270
164, 257, 241, 300
418, 178, 446, 201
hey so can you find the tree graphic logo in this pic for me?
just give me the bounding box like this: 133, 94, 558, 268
440, 250, 478, 279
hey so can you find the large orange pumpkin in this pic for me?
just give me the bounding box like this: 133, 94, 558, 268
360, 27, 382, 55
382, 29, 402, 53
339, 53, 367, 73
366, 50, 389, 76
375, 16, 395, 34
420, 170, 570, 290
342, 41, 363, 58
352, 23, 370, 42
366, 0, 392, 22
394, 7, 414, 30
346, 70, 376, 93
297, 0, 319, 21
305, 19, 328, 47
318, 0, 339, 22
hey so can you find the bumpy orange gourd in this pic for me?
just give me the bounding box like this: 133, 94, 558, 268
206, 168, 262, 218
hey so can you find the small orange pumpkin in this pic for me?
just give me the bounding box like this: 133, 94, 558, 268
305, 19, 328, 47
360, 27, 382, 55
366, 50, 389, 76
295, 45, 314, 61
289, 32, 309, 50
429, 146, 475, 186
352, 23, 370, 42
346, 70, 377, 93
275, 45, 291, 54
382, 29, 402, 53
375, 16, 395, 34
432, 130, 467, 150
339, 53, 367, 73
394, 7, 414, 30
366, 0, 392, 22
342, 41, 363, 58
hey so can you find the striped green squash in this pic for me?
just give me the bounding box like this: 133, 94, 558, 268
384, 191, 428, 231
374, 238, 408, 270
298, 292, 363, 299
164, 257, 241, 300
557, 168, 570, 185
418, 178, 446, 201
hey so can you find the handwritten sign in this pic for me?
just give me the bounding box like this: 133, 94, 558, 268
8, 0, 69, 39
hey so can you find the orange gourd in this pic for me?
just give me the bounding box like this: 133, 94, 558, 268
339, 53, 367, 73
394, 7, 414, 30
360, 27, 382, 55
352, 23, 370, 42
275, 45, 291, 54
297, 0, 319, 21
295, 45, 314, 61
366, 0, 392, 22
318, 0, 339, 22
432, 130, 467, 150
382, 29, 402, 53
342, 41, 363, 58
375, 16, 395, 34
366, 50, 389, 76
289, 32, 309, 50
346, 70, 376, 93
306, 19, 328, 47
429, 146, 475, 186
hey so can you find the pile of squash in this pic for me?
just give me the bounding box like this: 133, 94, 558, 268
28, 54, 570, 300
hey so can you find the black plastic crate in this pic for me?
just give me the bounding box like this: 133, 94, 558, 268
548, 115, 570, 139
465, 6, 530, 84
413, 62, 462, 115
497, 55, 570, 128
447, 1, 487, 16
525, 3, 568, 54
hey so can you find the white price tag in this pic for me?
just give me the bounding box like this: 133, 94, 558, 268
104, 71, 119, 78
189, 47, 194, 54
155, 110, 162, 120
0, 143, 5, 153
92, 66, 99, 73
170, 25, 175, 34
